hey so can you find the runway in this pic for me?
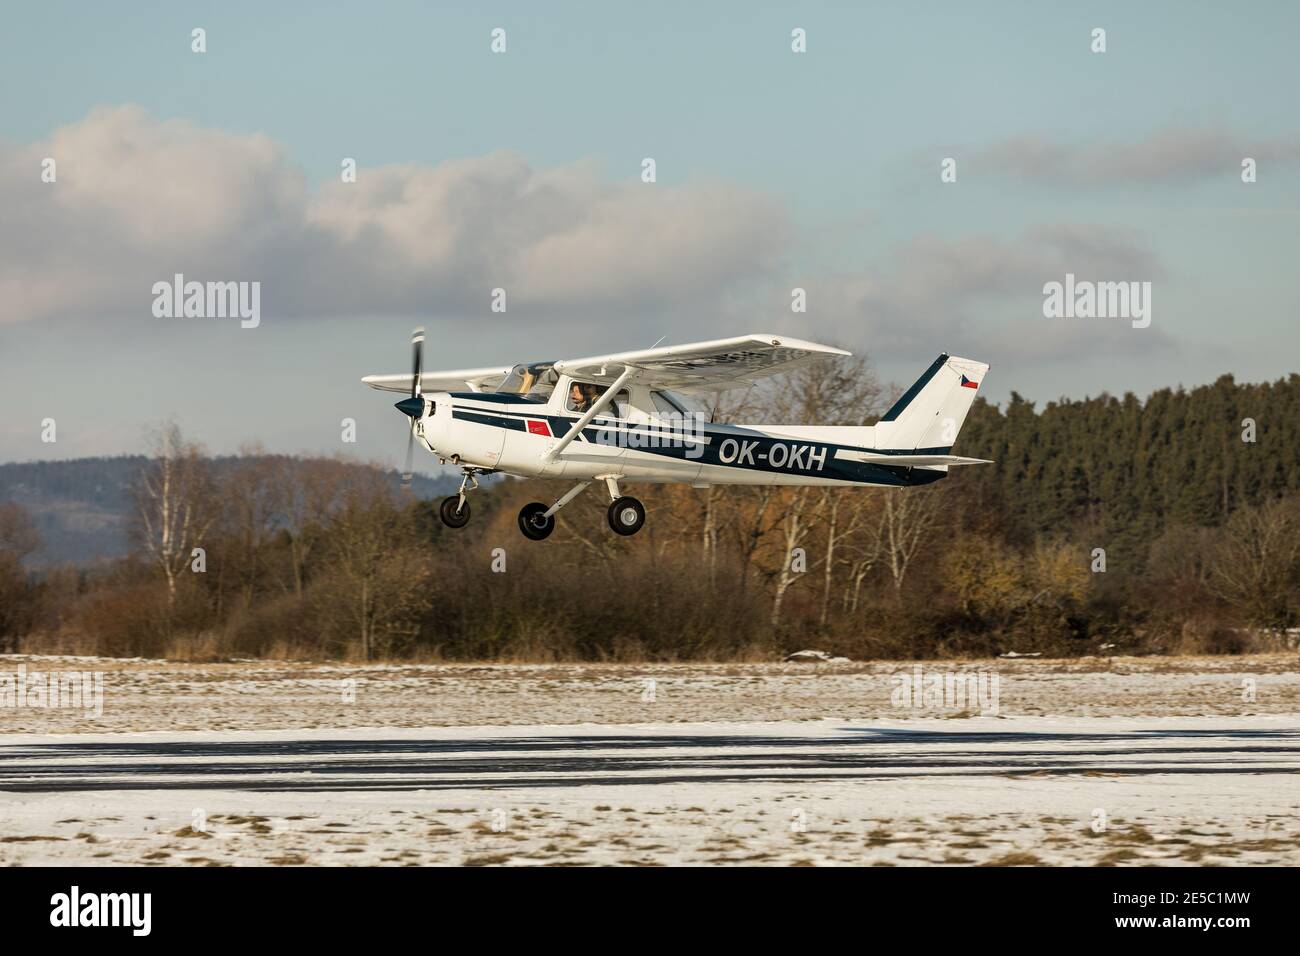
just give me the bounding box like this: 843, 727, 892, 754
2, 718, 1298, 865
2, 718, 1299, 793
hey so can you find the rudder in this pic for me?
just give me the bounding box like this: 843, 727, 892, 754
873, 354, 989, 452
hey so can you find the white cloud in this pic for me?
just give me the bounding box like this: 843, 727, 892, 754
810, 225, 1174, 361
0, 106, 788, 324
0, 106, 1186, 368
973, 127, 1300, 185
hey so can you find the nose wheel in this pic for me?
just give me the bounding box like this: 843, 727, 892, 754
607, 496, 645, 536
438, 469, 479, 528
439, 495, 471, 528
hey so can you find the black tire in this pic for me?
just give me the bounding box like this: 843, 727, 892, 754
518, 502, 555, 540
439, 495, 471, 529
607, 496, 645, 536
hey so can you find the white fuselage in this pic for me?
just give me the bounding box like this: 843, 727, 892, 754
415, 380, 945, 489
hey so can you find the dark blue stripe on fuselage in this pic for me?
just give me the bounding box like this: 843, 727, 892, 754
449, 404, 947, 487
453, 403, 952, 454
455, 410, 526, 431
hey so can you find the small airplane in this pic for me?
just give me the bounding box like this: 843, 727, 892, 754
363, 332, 991, 540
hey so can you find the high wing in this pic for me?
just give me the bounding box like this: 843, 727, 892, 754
361, 333, 847, 395
362, 365, 512, 394
553, 333, 850, 391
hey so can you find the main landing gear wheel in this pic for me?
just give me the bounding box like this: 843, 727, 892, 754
439, 495, 471, 529
607, 496, 645, 536
518, 502, 555, 540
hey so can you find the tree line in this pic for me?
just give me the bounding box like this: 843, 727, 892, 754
3, 360, 1299, 661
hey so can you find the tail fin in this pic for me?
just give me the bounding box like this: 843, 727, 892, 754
873, 354, 989, 452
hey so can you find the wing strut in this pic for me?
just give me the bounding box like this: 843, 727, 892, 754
545, 366, 636, 462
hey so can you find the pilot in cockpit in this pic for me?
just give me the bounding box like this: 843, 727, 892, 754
568, 382, 593, 412
569, 382, 611, 413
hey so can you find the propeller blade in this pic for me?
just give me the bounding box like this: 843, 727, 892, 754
410, 327, 425, 399
402, 423, 415, 486
401, 326, 425, 487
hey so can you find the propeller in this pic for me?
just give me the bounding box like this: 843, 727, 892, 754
394, 327, 425, 485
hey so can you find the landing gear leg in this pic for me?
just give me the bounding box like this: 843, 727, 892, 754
518, 481, 591, 541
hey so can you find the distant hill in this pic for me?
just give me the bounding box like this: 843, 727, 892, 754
0, 456, 457, 567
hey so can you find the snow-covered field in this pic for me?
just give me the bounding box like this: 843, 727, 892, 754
1, 653, 1297, 733
1, 655, 1298, 865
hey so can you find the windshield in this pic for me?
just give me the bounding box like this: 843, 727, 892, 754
495, 362, 557, 396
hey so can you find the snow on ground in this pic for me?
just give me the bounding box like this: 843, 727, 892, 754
2, 716, 1298, 866
2, 655, 1298, 865
0, 654, 1297, 733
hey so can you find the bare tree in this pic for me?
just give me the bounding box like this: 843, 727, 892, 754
1208, 497, 1300, 630
133, 423, 217, 608
731, 485, 782, 592
221, 447, 282, 609
757, 352, 887, 625
771, 353, 887, 428
880, 486, 944, 596
0, 503, 41, 650
696, 385, 770, 579
768, 486, 822, 627
324, 466, 428, 660
818, 488, 879, 625
271, 456, 350, 597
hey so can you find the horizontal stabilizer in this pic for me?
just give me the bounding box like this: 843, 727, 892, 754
844, 453, 994, 468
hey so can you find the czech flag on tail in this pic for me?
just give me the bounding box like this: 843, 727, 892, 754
960, 374, 980, 389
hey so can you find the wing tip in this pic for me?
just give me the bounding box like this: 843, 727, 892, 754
750, 333, 852, 357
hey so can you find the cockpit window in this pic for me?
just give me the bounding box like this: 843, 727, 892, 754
566, 382, 628, 418
496, 362, 556, 397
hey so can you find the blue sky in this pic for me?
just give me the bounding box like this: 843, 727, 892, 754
2, 1, 1298, 469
